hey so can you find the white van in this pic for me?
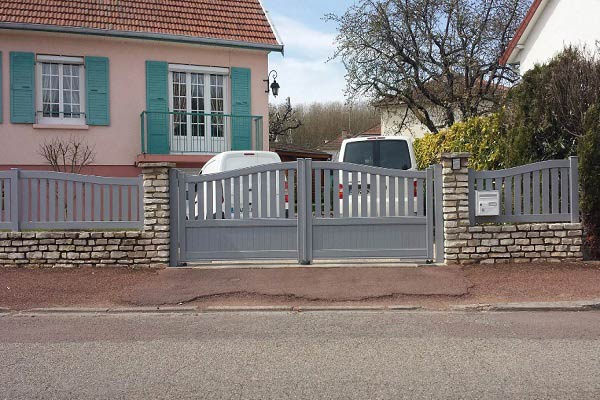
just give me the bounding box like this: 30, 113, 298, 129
199, 151, 287, 218
337, 136, 418, 215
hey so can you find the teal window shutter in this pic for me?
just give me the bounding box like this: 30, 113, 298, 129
230, 67, 252, 150
145, 61, 170, 154
85, 56, 110, 126
10, 52, 35, 124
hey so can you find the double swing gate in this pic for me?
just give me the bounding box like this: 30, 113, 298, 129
169, 159, 444, 266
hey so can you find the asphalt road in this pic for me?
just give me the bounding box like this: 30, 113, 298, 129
1, 311, 600, 399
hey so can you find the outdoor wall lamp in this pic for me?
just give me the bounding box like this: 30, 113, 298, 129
265, 70, 280, 97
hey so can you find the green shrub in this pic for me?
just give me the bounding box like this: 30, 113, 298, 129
579, 104, 600, 257
505, 46, 600, 165
413, 113, 509, 170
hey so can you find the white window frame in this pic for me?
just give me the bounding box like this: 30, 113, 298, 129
167, 64, 230, 153
35, 55, 86, 126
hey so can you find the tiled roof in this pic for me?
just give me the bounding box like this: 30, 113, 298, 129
0, 0, 281, 48
271, 142, 332, 158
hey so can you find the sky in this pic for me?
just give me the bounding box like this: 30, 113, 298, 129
261, 0, 355, 105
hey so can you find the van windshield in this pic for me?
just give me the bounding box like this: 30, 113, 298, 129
343, 140, 412, 170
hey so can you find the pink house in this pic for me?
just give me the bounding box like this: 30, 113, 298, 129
0, 0, 283, 176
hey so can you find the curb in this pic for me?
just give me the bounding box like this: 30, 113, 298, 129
4, 300, 600, 315
451, 300, 600, 312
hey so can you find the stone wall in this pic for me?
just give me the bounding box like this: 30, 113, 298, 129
0, 162, 173, 268
0, 231, 163, 267
441, 153, 584, 265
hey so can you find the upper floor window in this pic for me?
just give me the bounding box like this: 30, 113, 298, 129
36, 55, 86, 125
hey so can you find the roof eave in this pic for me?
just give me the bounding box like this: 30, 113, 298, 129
500, 0, 546, 66
0, 22, 285, 53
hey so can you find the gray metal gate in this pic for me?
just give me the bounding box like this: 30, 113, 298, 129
170, 159, 443, 266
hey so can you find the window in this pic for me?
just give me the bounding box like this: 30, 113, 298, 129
343, 140, 412, 170
36, 55, 85, 125
168, 65, 229, 153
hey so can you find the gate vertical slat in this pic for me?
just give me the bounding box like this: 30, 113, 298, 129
360, 172, 368, 217
315, 169, 322, 218
407, 178, 414, 217
242, 175, 250, 219
206, 180, 214, 220
379, 175, 386, 217
120, 185, 128, 221
323, 169, 331, 218
49, 179, 56, 222
269, 171, 277, 218
342, 170, 349, 218
332, 171, 340, 218
532, 171, 540, 214
560, 167, 569, 214
503, 177, 511, 217
84, 182, 92, 221
233, 177, 240, 219
188, 180, 197, 221
523, 173, 531, 214
92, 184, 100, 221
111, 185, 119, 222
416, 178, 424, 217
66, 181, 74, 221
76, 181, 83, 221
541, 169, 550, 214
197, 180, 205, 221
278, 170, 285, 218
551, 168, 560, 214
39, 178, 47, 222
351, 171, 359, 217
388, 176, 396, 217
223, 178, 231, 219
514, 174, 522, 215
426, 167, 434, 259
251, 173, 259, 218
398, 177, 405, 217
102, 184, 109, 221
370, 174, 378, 217
569, 156, 579, 222
288, 169, 295, 219
260, 171, 267, 218
215, 180, 223, 219
30, 178, 38, 222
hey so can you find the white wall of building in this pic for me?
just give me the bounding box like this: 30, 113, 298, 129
516, 0, 600, 74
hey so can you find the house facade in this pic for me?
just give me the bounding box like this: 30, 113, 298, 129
0, 0, 283, 176
500, 0, 600, 74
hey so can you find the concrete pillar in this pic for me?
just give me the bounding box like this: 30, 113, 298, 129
139, 162, 175, 268
440, 152, 471, 264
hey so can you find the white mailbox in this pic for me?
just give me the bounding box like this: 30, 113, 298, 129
475, 190, 500, 216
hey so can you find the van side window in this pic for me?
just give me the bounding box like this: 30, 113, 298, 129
343, 140, 411, 170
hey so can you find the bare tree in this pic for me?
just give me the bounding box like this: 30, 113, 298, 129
328, 0, 531, 133
269, 97, 302, 143
38, 136, 96, 173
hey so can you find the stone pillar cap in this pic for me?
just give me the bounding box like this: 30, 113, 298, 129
440, 152, 471, 159
138, 162, 176, 168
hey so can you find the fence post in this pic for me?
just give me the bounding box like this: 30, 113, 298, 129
569, 156, 579, 223
169, 168, 180, 267
440, 152, 471, 264
9, 168, 20, 232
297, 158, 313, 265
433, 164, 444, 264
139, 162, 176, 268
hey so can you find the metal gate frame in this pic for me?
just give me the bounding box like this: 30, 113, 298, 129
170, 159, 444, 266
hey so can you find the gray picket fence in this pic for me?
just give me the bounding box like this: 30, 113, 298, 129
0, 170, 143, 231
468, 157, 579, 224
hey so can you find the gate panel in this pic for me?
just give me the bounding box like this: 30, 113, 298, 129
310, 161, 432, 261
171, 162, 298, 263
